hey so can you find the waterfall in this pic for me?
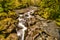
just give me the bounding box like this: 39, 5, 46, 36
15, 7, 38, 40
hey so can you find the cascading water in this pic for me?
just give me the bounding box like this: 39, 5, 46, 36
16, 7, 38, 40
16, 14, 27, 40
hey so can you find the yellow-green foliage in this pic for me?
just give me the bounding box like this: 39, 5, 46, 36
0, 0, 3, 12
0, 12, 8, 20
8, 11, 18, 19
0, 34, 5, 40
37, 0, 59, 19
4, 0, 20, 11
0, 11, 18, 20
36, 0, 60, 26
0, 18, 17, 31
0, 0, 60, 30
56, 18, 60, 26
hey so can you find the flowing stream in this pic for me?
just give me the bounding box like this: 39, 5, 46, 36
16, 7, 37, 40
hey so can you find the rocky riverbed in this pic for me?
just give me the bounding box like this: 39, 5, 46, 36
0, 6, 60, 40
15, 6, 60, 40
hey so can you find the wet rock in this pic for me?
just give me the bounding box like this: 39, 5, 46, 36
40, 21, 60, 38
24, 14, 60, 40
14, 6, 38, 14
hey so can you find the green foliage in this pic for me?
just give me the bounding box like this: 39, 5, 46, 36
29, 0, 60, 26
0, 12, 8, 20
8, 11, 18, 19
0, 0, 3, 12
0, 18, 17, 31
3, 0, 20, 12
0, 7, 3, 12
37, 0, 60, 19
